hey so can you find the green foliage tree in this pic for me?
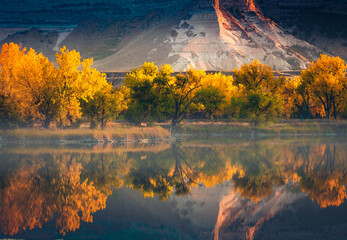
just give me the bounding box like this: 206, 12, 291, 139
124, 62, 162, 124
194, 86, 225, 119
239, 91, 282, 124
124, 63, 204, 128
156, 68, 204, 128
81, 86, 128, 129
232, 60, 284, 123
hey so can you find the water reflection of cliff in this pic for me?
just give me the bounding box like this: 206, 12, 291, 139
213, 142, 347, 240
0, 139, 346, 237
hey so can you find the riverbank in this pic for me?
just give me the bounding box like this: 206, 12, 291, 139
0, 120, 346, 145
174, 119, 347, 137
0, 123, 170, 144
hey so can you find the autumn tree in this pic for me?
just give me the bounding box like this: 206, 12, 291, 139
0, 43, 26, 127
155, 67, 204, 128
123, 62, 162, 124
0, 43, 57, 127
232, 60, 284, 123
281, 77, 304, 118
81, 85, 128, 129
0, 43, 112, 128
54, 47, 109, 128
233, 59, 283, 93
300, 55, 347, 119
193, 73, 237, 119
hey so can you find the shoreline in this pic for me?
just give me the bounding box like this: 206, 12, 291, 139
1, 120, 347, 145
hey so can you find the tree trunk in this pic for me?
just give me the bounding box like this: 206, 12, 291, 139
42, 118, 51, 128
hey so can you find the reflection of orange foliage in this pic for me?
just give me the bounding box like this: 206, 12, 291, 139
301, 174, 347, 208
0, 159, 107, 236
55, 163, 107, 235
0, 162, 54, 235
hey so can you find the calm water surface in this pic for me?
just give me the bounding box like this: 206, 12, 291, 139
1, 136, 347, 239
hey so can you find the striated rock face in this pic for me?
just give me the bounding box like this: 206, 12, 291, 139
0, 0, 335, 71
94, 0, 322, 71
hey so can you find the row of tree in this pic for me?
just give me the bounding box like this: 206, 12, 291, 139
1, 43, 346, 129
125, 55, 347, 126
0, 43, 127, 129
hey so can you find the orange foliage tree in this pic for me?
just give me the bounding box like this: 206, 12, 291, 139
0, 154, 108, 236
0, 43, 57, 127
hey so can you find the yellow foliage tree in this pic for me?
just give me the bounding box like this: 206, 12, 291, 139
300, 55, 347, 119
54, 47, 109, 127
0, 43, 111, 128
233, 59, 283, 93
197, 73, 237, 118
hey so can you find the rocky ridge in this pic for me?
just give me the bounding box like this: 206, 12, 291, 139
0, 0, 344, 71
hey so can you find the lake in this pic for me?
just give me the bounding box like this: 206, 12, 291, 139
1, 136, 347, 239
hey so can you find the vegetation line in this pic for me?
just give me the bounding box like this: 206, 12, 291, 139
1, 43, 346, 132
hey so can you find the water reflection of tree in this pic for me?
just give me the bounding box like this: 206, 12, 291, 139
231, 143, 285, 203
297, 144, 347, 208
120, 142, 347, 206
171, 143, 200, 196
81, 152, 129, 195
0, 153, 114, 236
124, 143, 201, 200
1, 141, 347, 237
124, 143, 238, 200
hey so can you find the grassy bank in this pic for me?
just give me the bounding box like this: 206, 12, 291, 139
1, 120, 346, 145
0, 123, 170, 144
174, 119, 347, 136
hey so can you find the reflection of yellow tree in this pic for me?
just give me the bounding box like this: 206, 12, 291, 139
2, 141, 347, 237
301, 173, 346, 208
276, 143, 347, 208
124, 149, 175, 201
229, 142, 285, 203
298, 144, 347, 208
199, 163, 242, 188
0, 154, 108, 236
54, 162, 107, 235
124, 144, 245, 200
